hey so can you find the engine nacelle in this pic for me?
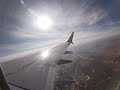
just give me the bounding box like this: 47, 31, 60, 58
64, 51, 73, 54
56, 59, 72, 65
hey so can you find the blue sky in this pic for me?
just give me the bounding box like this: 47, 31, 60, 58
0, 0, 120, 57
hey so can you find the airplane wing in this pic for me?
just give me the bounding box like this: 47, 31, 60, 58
0, 32, 74, 90
0, 66, 10, 90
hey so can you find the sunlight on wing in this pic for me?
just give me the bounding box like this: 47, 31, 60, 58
41, 49, 50, 58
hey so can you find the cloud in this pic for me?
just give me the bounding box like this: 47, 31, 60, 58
1, 26, 119, 57
0, 0, 120, 57
19, 0, 109, 31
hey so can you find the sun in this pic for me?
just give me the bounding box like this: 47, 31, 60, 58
35, 15, 53, 30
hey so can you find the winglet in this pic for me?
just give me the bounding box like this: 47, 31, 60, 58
67, 32, 74, 44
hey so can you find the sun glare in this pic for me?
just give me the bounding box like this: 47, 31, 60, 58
35, 15, 53, 30
41, 49, 49, 58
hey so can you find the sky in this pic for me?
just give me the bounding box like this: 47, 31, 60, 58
0, 0, 120, 57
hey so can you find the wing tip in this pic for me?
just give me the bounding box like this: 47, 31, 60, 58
67, 32, 74, 44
